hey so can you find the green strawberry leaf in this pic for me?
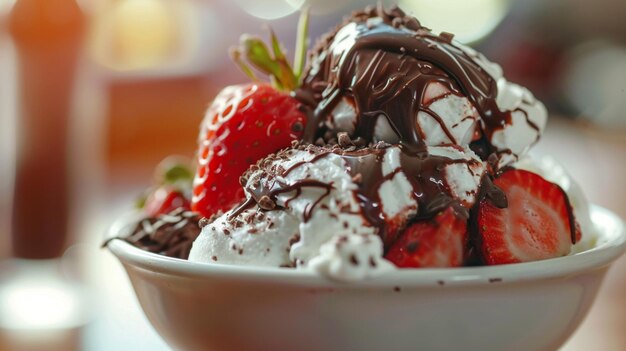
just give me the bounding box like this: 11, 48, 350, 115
230, 8, 310, 92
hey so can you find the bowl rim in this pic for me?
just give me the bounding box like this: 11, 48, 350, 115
107, 204, 626, 287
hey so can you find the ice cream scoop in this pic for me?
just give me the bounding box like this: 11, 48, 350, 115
296, 6, 547, 167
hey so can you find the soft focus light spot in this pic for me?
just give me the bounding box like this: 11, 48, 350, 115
90, 0, 199, 71
234, 0, 304, 20
563, 41, 626, 128
305, 0, 351, 15
0, 261, 87, 330
0, 0, 15, 13
398, 0, 509, 44
2, 286, 79, 329
113, 0, 175, 67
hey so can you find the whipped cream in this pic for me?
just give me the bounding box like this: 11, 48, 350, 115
308, 233, 395, 282
189, 144, 485, 280
189, 208, 298, 266
190, 148, 384, 279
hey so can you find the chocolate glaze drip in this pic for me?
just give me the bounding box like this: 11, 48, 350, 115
109, 208, 202, 259
341, 144, 478, 244
230, 147, 336, 219
233, 179, 333, 222
477, 175, 508, 209
295, 5, 511, 153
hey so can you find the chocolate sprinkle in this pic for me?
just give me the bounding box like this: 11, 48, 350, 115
349, 254, 359, 266
258, 195, 277, 210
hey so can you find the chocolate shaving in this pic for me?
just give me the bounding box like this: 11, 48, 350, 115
114, 209, 202, 259
439, 31, 454, 43
337, 132, 354, 147
349, 254, 359, 266
258, 195, 276, 210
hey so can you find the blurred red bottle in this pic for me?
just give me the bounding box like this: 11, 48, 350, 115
8, 0, 85, 258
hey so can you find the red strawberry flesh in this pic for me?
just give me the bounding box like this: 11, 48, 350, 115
144, 186, 190, 217
477, 169, 579, 265
385, 207, 468, 268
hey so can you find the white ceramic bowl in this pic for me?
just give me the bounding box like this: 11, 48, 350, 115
108, 205, 625, 351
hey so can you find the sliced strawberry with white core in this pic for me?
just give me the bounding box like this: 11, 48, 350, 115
477, 169, 578, 265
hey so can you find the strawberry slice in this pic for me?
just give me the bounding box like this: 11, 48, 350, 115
385, 207, 468, 268
477, 169, 579, 265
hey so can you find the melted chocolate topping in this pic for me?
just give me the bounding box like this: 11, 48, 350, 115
295, 5, 511, 152
231, 143, 480, 242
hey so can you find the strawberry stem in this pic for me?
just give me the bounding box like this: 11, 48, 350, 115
269, 28, 287, 62
230, 8, 310, 92
162, 164, 193, 184
238, 34, 296, 90
293, 7, 309, 83
229, 47, 258, 82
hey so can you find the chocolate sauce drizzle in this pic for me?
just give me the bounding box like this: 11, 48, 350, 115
341, 145, 479, 244
230, 147, 336, 220
231, 143, 481, 244
295, 5, 512, 153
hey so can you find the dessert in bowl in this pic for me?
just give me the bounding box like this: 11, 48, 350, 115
105, 4, 626, 350
108, 206, 624, 351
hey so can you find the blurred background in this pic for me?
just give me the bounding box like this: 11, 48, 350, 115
0, 0, 624, 350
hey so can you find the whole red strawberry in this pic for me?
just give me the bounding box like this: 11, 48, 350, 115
191, 15, 310, 218
140, 157, 194, 216
191, 83, 306, 217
